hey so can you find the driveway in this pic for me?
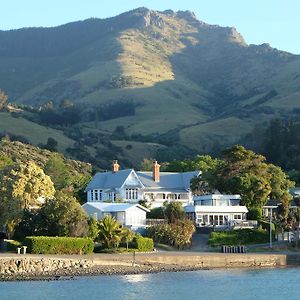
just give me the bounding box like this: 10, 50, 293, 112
188, 233, 210, 252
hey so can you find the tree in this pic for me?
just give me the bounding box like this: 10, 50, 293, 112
140, 158, 155, 171
88, 217, 99, 240
44, 153, 69, 189
0, 161, 55, 232
205, 145, 294, 219
0, 89, 8, 111
164, 202, 186, 223
97, 215, 123, 249
121, 227, 135, 250
37, 190, 89, 237
43, 137, 58, 152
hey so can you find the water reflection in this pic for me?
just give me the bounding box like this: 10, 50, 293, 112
122, 274, 149, 283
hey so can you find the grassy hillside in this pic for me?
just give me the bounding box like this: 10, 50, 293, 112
0, 112, 75, 153
0, 139, 91, 176
0, 8, 300, 164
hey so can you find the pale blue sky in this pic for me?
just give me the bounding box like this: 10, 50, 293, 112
1, 0, 299, 54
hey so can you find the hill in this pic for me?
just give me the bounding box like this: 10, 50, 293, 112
0, 7, 300, 162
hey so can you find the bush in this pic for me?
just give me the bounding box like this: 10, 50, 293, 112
24, 236, 94, 254
259, 220, 276, 232
208, 229, 270, 247
6, 240, 22, 252
146, 220, 195, 249
247, 208, 262, 220
133, 235, 154, 252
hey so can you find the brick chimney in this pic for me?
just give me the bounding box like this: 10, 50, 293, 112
152, 160, 160, 182
112, 160, 120, 173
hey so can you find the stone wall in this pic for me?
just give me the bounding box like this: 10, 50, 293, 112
0, 257, 93, 275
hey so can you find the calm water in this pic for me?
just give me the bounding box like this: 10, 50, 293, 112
1, 268, 300, 300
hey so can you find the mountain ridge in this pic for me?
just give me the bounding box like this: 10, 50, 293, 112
0, 7, 300, 160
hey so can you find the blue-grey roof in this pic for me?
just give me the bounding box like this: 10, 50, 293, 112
82, 202, 149, 212
136, 171, 200, 191
85, 169, 133, 191
85, 169, 200, 192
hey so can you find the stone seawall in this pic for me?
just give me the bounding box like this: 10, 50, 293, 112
0, 252, 295, 281
132, 253, 287, 268
0, 257, 93, 276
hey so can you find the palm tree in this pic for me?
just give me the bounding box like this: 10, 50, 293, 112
98, 215, 122, 249
122, 227, 135, 250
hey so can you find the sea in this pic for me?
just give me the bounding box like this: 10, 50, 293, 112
0, 267, 300, 300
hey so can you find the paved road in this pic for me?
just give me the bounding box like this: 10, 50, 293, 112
188, 233, 210, 252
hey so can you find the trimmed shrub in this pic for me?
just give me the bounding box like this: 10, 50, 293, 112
208, 229, 270, 247
24, 236, 94, 254
133, 235, 154, 252
6, 240, 22, 252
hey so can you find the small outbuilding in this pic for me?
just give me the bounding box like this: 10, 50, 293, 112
82, 202, 150, 230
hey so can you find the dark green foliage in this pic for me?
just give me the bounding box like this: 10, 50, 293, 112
37, 191, 89, 237
6, 240, 22, 252
24, 236, 94, 254
208, 229, 270, 247
43, 137, 58, 152
88, 101, 137, 122
164, 202, 186, 223
88, 217, 99, 241
258, 220, 276, 232
44, 153, 69, 189
146, 220, 195, 249
204, 146, 294, 219
241, 119, 300, 180
13, 192, 89, 240
247, 208, 262, 221
133, 235, 154, 252
147, 207, 165, 219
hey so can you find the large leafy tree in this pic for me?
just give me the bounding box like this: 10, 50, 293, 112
14, 191, 89, 239
37, 190, 89, 237
0, 161, 55, 233
206, 145, 294, 217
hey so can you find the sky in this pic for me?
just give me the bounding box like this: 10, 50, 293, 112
1, 0, 299, 54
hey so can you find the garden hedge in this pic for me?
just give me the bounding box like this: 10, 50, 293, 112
134, 235, 154, 252
208, 229, 270, 247
24, 236, 94, 254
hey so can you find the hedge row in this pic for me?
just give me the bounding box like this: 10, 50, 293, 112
208, 229, 270, 247
134, 235, 154, 252
24, 236, 94, 254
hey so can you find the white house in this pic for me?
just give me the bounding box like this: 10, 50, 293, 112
82, 202, 150, 230
85, 160, 200, 208
185, 194, 248, 228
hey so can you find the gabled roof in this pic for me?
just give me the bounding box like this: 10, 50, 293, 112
82, 202, 150, 212
85, 169, 201, 192
136, 171, 200, 191
85, 169, 133, 191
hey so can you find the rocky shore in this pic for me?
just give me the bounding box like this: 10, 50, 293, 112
0, 263, 210, 281
0, 251, 291, 282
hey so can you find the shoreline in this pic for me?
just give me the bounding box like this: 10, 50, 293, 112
0, 262, 293, 282
1, 251, 297, 282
